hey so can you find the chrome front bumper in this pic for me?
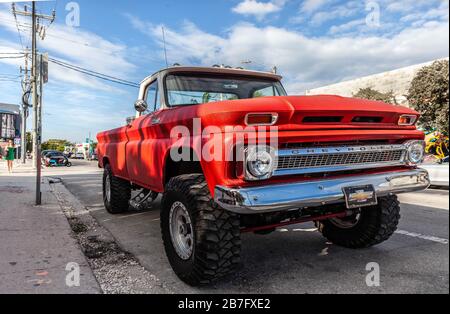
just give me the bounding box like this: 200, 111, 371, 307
215, 169, 430, 214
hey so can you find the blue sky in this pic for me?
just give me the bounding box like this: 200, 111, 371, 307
0, 0, 449, 142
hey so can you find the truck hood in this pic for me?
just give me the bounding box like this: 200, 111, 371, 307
163, 95, 420, 132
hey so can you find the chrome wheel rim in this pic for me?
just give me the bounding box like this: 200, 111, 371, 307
169, 201, 194, 260
329, 212, 361, 229
105, 174, 111, 203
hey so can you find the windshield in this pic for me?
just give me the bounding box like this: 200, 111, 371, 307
165, 74, 286, 107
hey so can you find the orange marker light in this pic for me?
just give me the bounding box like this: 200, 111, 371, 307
398, 115, 417, 126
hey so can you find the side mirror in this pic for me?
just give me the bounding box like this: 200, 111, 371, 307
134, 99, 148, 113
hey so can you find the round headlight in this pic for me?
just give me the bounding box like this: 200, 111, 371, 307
246, 146, 275, 179
405, 140, 425, 165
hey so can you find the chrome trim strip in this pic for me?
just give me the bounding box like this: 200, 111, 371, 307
273, 144, 408, 177
276, 144, 406, 157
273, 161, 407, 176
215, 168, 430, 214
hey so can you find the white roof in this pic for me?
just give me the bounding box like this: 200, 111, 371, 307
140, 66, 282, 84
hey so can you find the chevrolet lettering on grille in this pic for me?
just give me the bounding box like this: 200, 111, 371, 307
274, 144, 407, 176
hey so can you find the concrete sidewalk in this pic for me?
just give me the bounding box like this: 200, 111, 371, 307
0, 165, 101, 294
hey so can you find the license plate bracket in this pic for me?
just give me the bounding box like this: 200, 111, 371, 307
343, 185, 378, 209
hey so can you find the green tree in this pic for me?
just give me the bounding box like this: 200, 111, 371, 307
353, 87, 397, 104
407, 60, 449, 135
41, 139, 73, 152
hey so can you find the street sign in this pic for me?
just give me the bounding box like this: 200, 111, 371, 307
14, 138, 21, 146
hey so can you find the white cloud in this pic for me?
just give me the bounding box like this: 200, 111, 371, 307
232, 0, 287, 20
329, 18, 366, 34
300, 0, 329, 13
400, 0, 449, 25
0, 4, 140, 142
0, 7, 137, 92
310, 4, 359, 25
386, 0, 424, 13
130, 17, 449, 94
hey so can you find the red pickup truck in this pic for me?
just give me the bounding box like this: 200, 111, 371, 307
97, 66, 430, 286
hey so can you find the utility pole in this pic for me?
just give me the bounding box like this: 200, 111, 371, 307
13, 2, 55, 205
20, 49, 30, 164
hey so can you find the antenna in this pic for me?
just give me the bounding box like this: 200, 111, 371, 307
161, 26, 169, 68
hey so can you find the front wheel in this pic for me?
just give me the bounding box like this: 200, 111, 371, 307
102, 164, 131, 214
161, 174, 241, 286
316, 195, 401, 248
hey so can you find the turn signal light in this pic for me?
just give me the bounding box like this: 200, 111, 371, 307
398, 115, 418, 126
245, 113, 278, 126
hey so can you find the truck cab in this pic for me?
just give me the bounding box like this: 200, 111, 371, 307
97, 66, 430, 286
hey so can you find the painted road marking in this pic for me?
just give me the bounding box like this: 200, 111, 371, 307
293, 228, 318, 232
117, 212, 149, 219
278, 227, 449, 245
395, 230, 449, 245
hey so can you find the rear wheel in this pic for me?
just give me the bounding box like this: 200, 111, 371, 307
102, 164, 131, 214
161, 174, 241, 286
316, 195, 401, 248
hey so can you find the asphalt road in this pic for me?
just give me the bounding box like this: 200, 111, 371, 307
54, 160, 449, 294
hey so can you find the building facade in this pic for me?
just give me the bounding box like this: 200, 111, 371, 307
306, 58, 448, 107
0, 103, 21, 156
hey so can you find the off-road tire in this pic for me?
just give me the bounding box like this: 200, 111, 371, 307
316, 195, 401, 248
103, 164, 131, 214
161, 174, 241, 286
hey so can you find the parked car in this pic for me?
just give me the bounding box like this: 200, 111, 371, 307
421, 157, 449, 187
73, 152, 85, 159
97, 66, 430, 286
44, 154, 72, 167
43, 151, 64, 159
41, 150, 59, 157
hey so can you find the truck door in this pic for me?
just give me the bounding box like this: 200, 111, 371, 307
125, 79, 161, 190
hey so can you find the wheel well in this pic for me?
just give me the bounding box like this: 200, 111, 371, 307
164, 149, 203, 185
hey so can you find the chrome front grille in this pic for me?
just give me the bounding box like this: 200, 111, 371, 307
274, 144, 407, 176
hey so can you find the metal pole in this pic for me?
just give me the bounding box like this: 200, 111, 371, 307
36, 53, 43, 205
21, 51, 28, 164
20, 105, 26, 162
31, 2, 41, 205
13, 2, 55, 206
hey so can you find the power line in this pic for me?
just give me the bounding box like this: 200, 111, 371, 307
47, 57, 140, 88
49, 58, 139, 85
5, 21, 127, 55
0, 74, 22, 78
0, 78, 21, 82
12, 3, 25, 50
0, 55, 25, 59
